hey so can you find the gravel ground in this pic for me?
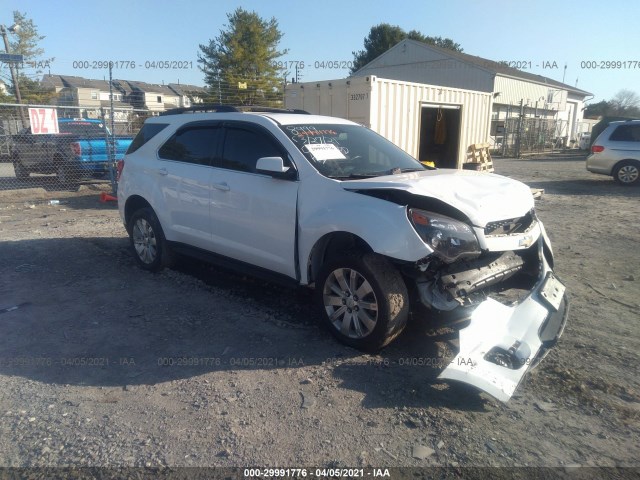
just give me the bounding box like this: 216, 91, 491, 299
0, 154, 638, 474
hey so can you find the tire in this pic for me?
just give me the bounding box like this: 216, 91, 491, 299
613, 160, 640, 186
315, 252, 409, 352
57, 164, 78, 186
128, 207, 174, 272
13, 158, 29, 180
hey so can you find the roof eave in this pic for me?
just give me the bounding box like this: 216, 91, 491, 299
496, 72, 592, 97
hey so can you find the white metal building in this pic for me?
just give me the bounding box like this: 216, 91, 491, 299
353, 40, 593, 146
285, 76, 492, 169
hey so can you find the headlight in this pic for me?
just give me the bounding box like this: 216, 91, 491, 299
409, 208, 481, 263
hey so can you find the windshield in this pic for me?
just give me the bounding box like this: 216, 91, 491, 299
59, 121, 107, 138
280, 123, 426, 179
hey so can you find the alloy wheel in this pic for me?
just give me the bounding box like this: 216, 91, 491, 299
617, 165, 639, 184
132, 218, 157, 264
322, 267, 379, 339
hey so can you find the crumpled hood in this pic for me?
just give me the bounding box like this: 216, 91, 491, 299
341, 170, 534, 226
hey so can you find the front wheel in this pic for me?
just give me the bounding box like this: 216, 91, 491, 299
614, 160, 640, 186
13, 159, 29, 180
316, 252, 409, 352
128, 207, 174, 272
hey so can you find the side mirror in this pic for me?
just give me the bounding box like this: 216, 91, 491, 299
256, 156, 296, 180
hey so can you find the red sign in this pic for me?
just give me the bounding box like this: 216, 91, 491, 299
28, 108, 59, 134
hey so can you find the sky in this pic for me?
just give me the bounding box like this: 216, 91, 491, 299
2, 0, 639, 103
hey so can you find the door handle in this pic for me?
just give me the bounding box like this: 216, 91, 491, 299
157, 168, 168, 176
212, 182, 230, 192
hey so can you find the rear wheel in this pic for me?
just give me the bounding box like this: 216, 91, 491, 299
614, 160, 640, 186
57, 164, 79, 186
128, 207, 174, 272
316, 252, 409, 352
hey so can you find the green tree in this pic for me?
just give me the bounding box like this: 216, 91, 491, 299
197, 8, 288, 106
8, 11, 46, 61
9, 74, 56, 104
584, 100, 612, 119
350, 23, 463, 74
1, 11, 55, 103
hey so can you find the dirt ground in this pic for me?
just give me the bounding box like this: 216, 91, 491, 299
0, 153, 639, 474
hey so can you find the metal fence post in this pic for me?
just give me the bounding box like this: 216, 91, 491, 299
107, 62, 117, 195
515, 99, 524, 159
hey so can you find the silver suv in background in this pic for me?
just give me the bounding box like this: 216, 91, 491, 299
586, 120, 640, 185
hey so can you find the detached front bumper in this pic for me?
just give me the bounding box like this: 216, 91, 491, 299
437, 238, 569, 402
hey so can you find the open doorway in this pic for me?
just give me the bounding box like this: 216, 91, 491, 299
418, 104, 461, 169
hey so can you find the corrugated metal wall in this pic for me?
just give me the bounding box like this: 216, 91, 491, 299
494, 76, 567, 111
370, 77, 492, 166
284, 76, 492, 168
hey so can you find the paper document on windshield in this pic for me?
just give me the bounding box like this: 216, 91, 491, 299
304, 143, 347, 161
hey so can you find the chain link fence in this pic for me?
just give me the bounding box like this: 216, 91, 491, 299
492, 117, 571, 157
0, 103, 155, 196
0, 73, 290, 200
203, 80, 288, 108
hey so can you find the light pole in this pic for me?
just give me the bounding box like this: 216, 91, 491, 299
0, 22, 27, 126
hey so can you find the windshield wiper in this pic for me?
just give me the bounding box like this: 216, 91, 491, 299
390, 167, 431, 174
328, 167, 430, 180
327, 173, 382, 180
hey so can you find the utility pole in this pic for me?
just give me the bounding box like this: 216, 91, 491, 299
1, 23, 27, 126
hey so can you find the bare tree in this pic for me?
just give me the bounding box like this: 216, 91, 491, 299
611, 89, 640, 112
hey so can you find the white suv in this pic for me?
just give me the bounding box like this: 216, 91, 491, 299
117, 105, 568, 402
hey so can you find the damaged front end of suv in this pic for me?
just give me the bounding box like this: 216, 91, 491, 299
407, 205, 568, 402
343, 177, 569, 402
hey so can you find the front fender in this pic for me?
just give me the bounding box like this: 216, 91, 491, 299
298, 188, 431, 284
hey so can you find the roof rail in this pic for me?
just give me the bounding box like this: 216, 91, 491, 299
160, 104, 310, 116
239, 106, 310, 115
160, 104, 240, 116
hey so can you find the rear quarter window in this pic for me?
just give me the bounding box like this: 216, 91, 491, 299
127, 123, 169, 154
609, 124, 640, 142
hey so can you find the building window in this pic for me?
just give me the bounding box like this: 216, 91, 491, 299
546, 90, 554, 104
111, 93, 122, 101
157, 96, 162, 103
91, 91, 98, 100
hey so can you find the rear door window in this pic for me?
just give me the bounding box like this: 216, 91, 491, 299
158, 123, 221, 166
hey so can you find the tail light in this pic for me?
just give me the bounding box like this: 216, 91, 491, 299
116, 159, 125, 182
71, 142, 81, 156
591, 145, 604, 153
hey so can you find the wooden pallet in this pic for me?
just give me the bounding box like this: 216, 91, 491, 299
465, 143, 494, 172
